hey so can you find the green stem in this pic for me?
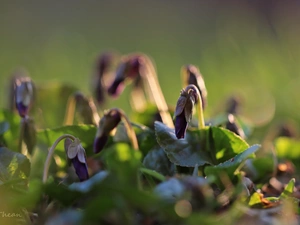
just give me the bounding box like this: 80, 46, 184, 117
117, 109, 139, 151
185, 84, 205, 129
141, 55, 174, 128
196, 92, 205, 129
18, 118, 25, 153
42, 134, 76, 183
63, 95, 76, 125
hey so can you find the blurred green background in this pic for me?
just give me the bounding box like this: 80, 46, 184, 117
1, 0, 300, 131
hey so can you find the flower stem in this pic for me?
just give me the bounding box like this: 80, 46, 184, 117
18, 118, 25, 153
130, 86, 147, 112
196, 91, 205, 129
117, 109, 139, 151
185, 84, 205, 129
63, 95, 76, 125
42, 134, 76, 183
141, 55, 174, 128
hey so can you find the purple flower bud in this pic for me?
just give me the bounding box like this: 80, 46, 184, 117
175, 113, 188, 139
93, 52, 117, 104
71, 157, 89, 182
226, 96, 241, 115
93, 109, 122, 153
15, 77, 34, 118
183, 65, 207, 110
225, 114, 245, 139
174, 86, 198, 139
107, 55, 142, 97
64, 138, 89, 182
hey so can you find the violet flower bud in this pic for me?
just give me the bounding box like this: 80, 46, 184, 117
183, 65, 207, 109
93, 52, 116, 104
107, 55, 142, 96
93, 109, 122, 153
225, 114, 245, 139
15, 77, 34, 118
225, 96, 241, 115
174, 86, 198, 139
64, 138, 89, 182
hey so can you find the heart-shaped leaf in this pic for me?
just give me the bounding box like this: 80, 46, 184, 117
0, 147, 30, 183
155, 121, 211, 166
204, 145, 260, 186
154, 121, 249, 167
143, 145, 175, 176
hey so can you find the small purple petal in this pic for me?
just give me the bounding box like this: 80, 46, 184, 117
16, 102, 29, 118
93, 134, 108, 153
175, 112, 188, 139
71, 157, 89, 182
107, 79, 125, 97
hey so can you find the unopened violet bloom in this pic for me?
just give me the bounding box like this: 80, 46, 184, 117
15, 77, 34, 118
225, 114, 245, 139
174, 85, 199, 139
107, 55, 142, 96
182, 65, 207, 110
93, 52, 116, 105
93, 109, 122, 153
65, 138, 89, 182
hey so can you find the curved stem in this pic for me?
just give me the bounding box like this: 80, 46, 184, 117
118, 109, 139, 151
87, 98, 101, 125
130, 87, 147, 112
18, 118, 25, 153
141, 55, 174, 128
186, 84, 205, 129
196, 91, 205, 129
63, 95, 76, 125
43, 134, 76, 183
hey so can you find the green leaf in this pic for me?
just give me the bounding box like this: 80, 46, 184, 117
275, 137, 300, 160
0, 147, 30, 182
0, 109, 21, 151
139, 167, 166, 182
0, 121, 10, 136
142, 145, 175, 176
37, 124, 97, 156
210, 126, 250, 163
248, 192, 261, 207
205, 145, 260, 186
102, 143, 142, 185
13, 179, 43, 209
154, 121, 249, 167
155, 121, 211, 166
280, 178, 295, 199
44, 181, 83, 206
248, 192, 280, 209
